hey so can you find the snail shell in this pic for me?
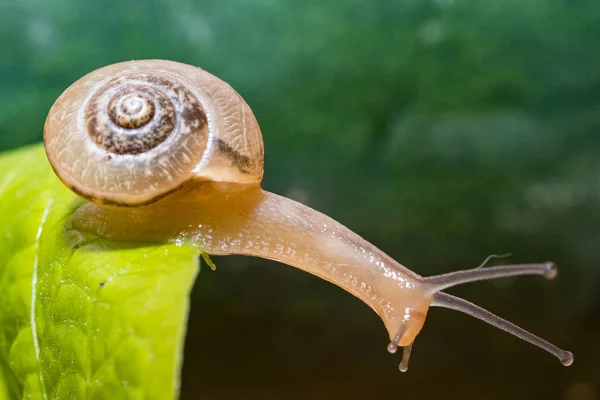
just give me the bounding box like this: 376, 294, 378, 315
44, 60, 264, 206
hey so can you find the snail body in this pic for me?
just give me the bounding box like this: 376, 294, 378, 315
44, 60, 573, 370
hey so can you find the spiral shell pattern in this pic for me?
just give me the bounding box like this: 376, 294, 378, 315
84, 73, 199, 155
44, 62, 209, 205
44, 60, 264, 206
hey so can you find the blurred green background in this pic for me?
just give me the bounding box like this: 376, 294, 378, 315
0, 0, 598, 398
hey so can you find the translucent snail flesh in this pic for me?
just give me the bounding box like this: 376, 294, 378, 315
43, 60, 574, 371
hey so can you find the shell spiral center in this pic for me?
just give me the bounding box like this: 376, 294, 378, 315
108, 91, 156, 129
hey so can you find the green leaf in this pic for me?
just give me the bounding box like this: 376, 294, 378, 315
0, 144, 202, 399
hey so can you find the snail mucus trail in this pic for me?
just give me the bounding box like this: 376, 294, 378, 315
43, 60, 574, 371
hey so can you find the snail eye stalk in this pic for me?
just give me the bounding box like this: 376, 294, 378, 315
422, 261, 572, 367
431, 292, 573, 366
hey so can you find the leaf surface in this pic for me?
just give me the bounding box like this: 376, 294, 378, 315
0, 145, 201, 399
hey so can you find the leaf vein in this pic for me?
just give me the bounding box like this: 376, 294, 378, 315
31, 198, 54, 400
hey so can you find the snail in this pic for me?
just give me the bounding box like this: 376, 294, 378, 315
44, 59, 573, 371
